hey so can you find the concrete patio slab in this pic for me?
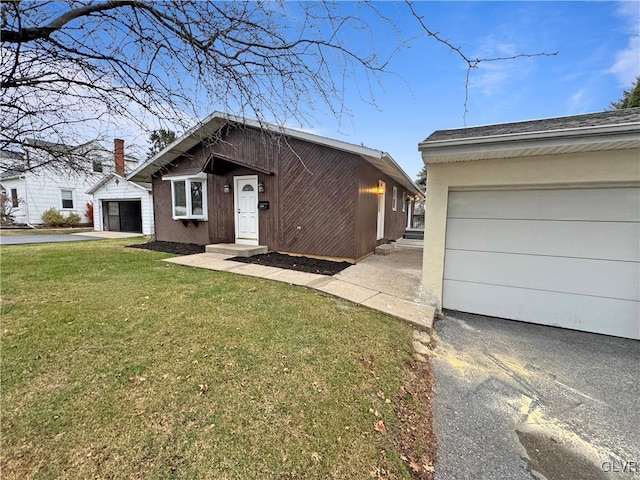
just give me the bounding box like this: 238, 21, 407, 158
361, 293, 434, 332
335, 248, 423, 302
317, 279, 379, 304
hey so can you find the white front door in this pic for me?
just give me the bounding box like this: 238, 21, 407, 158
234, 175, 259, 245
376, 181, 385, 240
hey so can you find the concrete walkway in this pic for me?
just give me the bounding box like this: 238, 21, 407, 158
163, 244, 434, 332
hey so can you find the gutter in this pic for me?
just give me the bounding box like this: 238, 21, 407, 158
419, 123, 640, 150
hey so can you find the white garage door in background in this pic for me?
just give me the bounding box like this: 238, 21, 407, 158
443, 187, 640, 339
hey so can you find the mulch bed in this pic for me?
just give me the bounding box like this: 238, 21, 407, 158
127, 241, 205, 255
229, 252, 352, 276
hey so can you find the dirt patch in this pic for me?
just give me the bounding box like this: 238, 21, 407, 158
127, 241, 205, 255
392, 359, 437, 480
229, 252, 351, 276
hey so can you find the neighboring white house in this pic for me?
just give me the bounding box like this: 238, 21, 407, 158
87, 173, 154, 235
0, 139, 138, 226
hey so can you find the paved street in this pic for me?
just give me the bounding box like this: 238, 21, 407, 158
431, 311, 640, 480
0, 234, 101, 245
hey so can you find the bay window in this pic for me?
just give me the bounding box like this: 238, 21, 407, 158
164, 173, 207, 220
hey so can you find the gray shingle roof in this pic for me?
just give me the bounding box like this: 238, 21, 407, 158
423, 107, 640, 143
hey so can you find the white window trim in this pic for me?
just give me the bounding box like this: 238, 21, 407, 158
392, 186, 398, 211
60, 188, 75, 210
163, 173, 208, 220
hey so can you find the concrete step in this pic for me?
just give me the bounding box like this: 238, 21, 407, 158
205, 243, 268, 257
395, 238, 423, 249
403, 229, 424, 240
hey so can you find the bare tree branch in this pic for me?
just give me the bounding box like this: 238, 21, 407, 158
2, 1, 402, 171
405, 1, 558, 123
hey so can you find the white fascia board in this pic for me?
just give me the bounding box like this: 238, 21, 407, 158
127, 113, 228, 182
161, 172, 208, 181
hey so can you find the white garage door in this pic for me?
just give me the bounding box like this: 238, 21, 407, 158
443, 187, 640, 339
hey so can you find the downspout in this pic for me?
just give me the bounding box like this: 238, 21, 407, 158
21, 174, 35, 228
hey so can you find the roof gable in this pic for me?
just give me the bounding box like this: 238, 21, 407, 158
87, 173, 152, 194
128, 112, 421, 195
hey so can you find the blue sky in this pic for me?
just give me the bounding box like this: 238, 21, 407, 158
299, 1, 639, 180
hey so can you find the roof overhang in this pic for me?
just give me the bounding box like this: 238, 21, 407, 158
128, 112, 422, 195
419, 123, 640, 164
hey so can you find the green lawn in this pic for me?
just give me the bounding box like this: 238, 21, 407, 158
1, 239, 433, 479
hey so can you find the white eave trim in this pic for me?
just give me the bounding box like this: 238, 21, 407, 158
162, 172, 208, 181
419, 123, 640, 163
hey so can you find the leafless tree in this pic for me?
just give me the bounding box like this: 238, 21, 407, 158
1, 1, 556, 172
1, 0, 404, 171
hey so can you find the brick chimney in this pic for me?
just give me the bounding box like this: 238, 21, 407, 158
114, 138, 125, 175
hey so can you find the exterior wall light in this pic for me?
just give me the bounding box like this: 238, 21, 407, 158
377, 182, 385, 194
258, 181, 265, 193
223, 184, 231, 193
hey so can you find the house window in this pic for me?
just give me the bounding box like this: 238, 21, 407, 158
61, 189, 74, 209
392, 186, 398, 211
402, 192, 406, 213
92, 159, 103, 173
165, 173, 207, 220
10, 188, 19, 207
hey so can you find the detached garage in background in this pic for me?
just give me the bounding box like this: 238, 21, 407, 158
87, 139, 154, 235
419, 108, 640, 339
88, 173, 154, 235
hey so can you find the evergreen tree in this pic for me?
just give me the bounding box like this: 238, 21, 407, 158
148, 129, 177, 159
610, 77, 640, 110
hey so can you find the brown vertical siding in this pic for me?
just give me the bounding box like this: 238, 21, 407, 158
206, 127, 280, 249
152, 175, 210, 245
152, 124, 408, 260
152, 144, 211, 245
355, 158, 408, 258
206, 166, 280, 249
278, 137, 358, 259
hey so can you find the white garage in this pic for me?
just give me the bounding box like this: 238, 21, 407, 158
419, 108, 640, 339
443, 187, 639, 338
87, 173, 155, 235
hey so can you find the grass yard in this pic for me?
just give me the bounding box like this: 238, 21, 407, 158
1, 239, 434, 479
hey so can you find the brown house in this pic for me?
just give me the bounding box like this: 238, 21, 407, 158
129, 113, 422, 262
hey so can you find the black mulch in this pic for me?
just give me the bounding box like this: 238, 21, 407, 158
229, 252, 352, 276
127, 241, 205, 255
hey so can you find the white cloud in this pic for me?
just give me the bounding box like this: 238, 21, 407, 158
608, 1, 640, 85
568, 89, 586, 113
608, 35, 640, 86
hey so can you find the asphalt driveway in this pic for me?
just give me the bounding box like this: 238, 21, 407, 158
431, 311, 639, 480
